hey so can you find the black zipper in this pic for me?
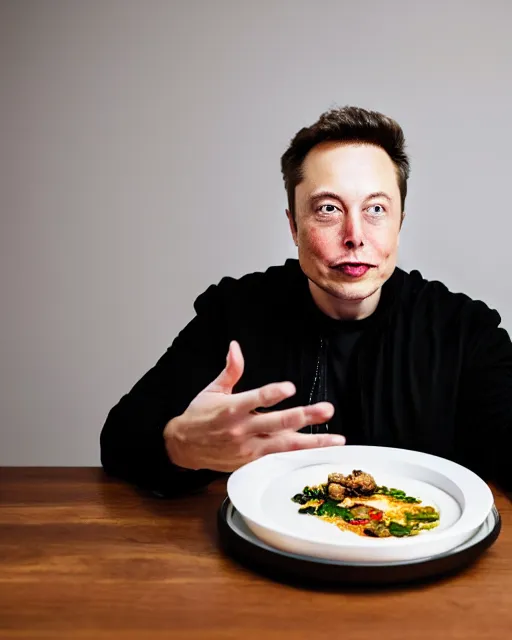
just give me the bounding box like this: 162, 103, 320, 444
308, 336, 328, 434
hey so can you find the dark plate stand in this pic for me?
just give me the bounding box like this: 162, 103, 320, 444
217, 499, 501, 587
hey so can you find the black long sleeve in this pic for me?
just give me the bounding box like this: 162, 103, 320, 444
100, 261, 512, 497
456, 312, 512, 491
100, 284, 231, 496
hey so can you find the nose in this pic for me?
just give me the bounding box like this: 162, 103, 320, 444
341, 212, 364, 249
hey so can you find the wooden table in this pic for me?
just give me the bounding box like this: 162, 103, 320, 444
0, 469, 510, 639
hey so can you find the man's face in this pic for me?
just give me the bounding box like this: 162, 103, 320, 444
287, 142, 403, 318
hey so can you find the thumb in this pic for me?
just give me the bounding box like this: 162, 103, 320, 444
204, 340, 244, 394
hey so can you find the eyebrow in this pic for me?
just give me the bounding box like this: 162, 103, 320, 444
309, 191, 342, 203
365, 191, 393, 203
309, 190, 393, 204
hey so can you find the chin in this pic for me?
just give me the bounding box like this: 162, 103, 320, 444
330, 283, 380, 303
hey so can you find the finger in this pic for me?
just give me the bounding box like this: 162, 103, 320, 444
229, 380, 297, 416
257, 431, 346, 457
245, 401, 335, 435
205, 340, 245, 394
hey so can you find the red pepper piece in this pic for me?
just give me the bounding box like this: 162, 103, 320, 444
369, 510, 383, 521
348, 519, 370, 525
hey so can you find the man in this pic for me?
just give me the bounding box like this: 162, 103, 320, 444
100, 106, 512, 495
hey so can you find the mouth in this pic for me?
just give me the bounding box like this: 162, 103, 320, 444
332, 262, 376, 278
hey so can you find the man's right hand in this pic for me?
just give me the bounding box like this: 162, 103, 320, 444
163, 340, 345, 472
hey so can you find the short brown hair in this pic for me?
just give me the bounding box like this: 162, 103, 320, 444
281, 106, 410, 221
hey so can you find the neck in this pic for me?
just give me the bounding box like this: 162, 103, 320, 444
308, 280, 382, 320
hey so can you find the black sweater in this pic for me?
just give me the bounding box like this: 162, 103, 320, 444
100, 260, 512, 493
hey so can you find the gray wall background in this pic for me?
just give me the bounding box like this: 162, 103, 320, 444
1, 0, 511, 466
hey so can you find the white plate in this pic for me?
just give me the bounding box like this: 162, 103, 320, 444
227, 446, 494, 563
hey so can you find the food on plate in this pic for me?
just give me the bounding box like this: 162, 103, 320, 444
292, 469, 440, 538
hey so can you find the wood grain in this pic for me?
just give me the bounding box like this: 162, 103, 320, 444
0, 468, 510, 639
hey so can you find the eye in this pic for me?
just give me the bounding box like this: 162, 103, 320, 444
318, 204, 340, 214
367, 204, 385, 215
